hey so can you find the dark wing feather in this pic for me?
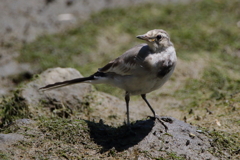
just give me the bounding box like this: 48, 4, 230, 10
99, 44, 147, 75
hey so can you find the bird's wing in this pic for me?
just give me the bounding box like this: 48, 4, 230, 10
99, 44, 148, 75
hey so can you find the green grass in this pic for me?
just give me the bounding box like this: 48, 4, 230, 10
0, 90, 31, 127
8, 117, 100, 159
175, 50, 240, 111
208, 131, 240, 157
38, 118, 89, 144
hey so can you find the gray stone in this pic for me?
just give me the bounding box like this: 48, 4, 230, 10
135, 116, 217, 159
21, 68, 95, 117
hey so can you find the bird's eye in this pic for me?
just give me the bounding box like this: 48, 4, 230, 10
156, 35, 162, 40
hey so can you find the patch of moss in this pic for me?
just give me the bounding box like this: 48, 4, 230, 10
208, 131, 239, 158
38, 118, 90, 144
148, 151, 185, 160
6, 117, 99, 159
0, 152, 10, 160
0, 90, 31, 127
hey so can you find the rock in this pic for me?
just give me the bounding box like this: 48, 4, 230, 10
21, 67, 94, 117
134, 116, 216, 159
0, 133, 24, 143
0, 133, 24, 151
14, 119, 36, 126
21, 67, 125, 121
22, 67, 93, 105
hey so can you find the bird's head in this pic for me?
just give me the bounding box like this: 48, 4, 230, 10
136, 29, 173, 52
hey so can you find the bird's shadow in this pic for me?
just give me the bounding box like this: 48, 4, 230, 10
85, 118, 154, 153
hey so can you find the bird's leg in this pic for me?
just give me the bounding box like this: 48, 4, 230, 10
141, 94, 156, 117
141, 94, 168, 132
125, 91, 130, 125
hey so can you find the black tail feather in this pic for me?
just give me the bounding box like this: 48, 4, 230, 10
39, 75, 94, 91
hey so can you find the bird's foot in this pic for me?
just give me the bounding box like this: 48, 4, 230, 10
147, 115, 156, 120
148, 115, 169, 132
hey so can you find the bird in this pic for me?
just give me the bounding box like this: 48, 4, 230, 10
39, 29, 177, 125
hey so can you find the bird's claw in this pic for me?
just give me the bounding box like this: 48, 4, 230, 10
148, 115, 168, 132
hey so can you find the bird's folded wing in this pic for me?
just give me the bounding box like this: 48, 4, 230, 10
98, 44, 146, 75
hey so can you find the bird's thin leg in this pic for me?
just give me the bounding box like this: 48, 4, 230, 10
141, 94, 156, 117
125, 91, 130, 125
141, 94, 168, 131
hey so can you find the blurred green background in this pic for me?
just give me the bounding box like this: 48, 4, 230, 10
19, 0, 240, 98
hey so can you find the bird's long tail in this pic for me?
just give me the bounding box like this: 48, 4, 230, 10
39, 75, 95, 91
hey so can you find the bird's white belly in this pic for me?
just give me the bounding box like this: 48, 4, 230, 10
111, 70, 173, 95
